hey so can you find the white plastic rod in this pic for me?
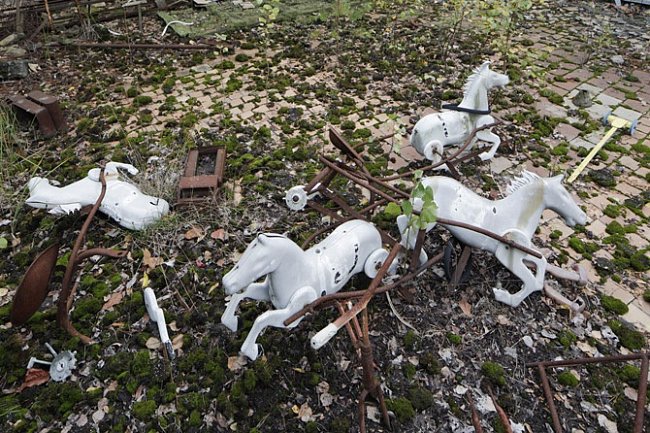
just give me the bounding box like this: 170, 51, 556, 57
144, 287, 174, 359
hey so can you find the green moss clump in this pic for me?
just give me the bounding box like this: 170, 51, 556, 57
606, 221, 626, 235
235, 53, 250, 62
330, 416, 351, 433
643, 290, 650, 303
630, 251, 649, 272
387, 397, 415, 423
133, 95, 152, 106
133, 400, 156, 420
305, 421, 318, 433
226, 78, 243, 93
341, 119, 355, 130
568, 237, 585, 253
600, 295, 629, 315
603, 204, 621, 218
617, 365, 641, 387
408, 387, 433, 411
609, 320, 647, 350
220, 60, 235, 69
558, 329, 577, 348
403, 330, 418, 350
481, 361, 506, 387
126, 87, 138, 97
188, 410, 201, 427
420, 353, 441, 375
403, 363, 416, 380
557, 371, 579, 387
446, 332, 462, 345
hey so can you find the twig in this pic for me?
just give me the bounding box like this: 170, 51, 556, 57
466, 390, 484, 433
488, 386, 513, 433
385, 291, 419, 334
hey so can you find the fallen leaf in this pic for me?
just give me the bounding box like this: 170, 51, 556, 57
143, 249, 163, 269
76, 414, 88, 427
172, 334, 184, 351
0, 238, 7, 249
101, 291, 124, 311
210, 228, 226, 240
624, 386, 638, 401
297, 402, 314, 422
227, 355, 247, 372
184, 226, 205, 240
110, 322, 125, 328
103, 381, 118, 396
18, 368, 50, 391
92, 409, 105, 423
597, 414, 618, 433
459, 297, 472, 316
146, 337, 161, 350
319, 392, 333, 407
0, 288, 8, 298
11, 237, 20, 248
169, 321, 178, 331
208, 282, 220, 295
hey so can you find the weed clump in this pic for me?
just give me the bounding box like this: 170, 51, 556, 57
609, 320, 646, 350
557, 371, 579, 387
481, 361, 506, 387
387, 397, 415, 422
600, 295, 629, 315
133, 400, 156, 420
446, 332, 462, 345
408, 387, 433, 411
558, 329, 577, 348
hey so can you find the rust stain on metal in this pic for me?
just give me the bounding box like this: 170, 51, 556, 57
177, 147, 226, 205
10, 243, 60, 325
528, 352, 649, 433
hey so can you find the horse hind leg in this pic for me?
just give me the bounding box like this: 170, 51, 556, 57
239, 286, 318, 360
493, 245, 545, 307
476, 129, 501, 161
363, 248, 399, 278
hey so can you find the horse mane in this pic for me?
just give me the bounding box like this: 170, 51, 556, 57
506, 170, 541, 195
463, 63, 488, 94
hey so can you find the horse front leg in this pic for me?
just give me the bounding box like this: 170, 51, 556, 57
475, 115, 500, 161
493, 244, 546, 307
221, 278, 271, 332
240, 286, 319, 360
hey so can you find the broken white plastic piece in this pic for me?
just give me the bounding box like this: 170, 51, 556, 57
284, 185, 319, 211
27, 343, 77, 382
144, 287, 174, 359
25, 162, 169, 230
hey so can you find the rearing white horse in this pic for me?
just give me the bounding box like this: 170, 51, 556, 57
410, 61, 509, 164
397, 172, 587, 307
221, 219, 391, 360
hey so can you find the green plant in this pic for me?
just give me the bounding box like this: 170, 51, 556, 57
481, 361, 506, 387
385, 171, 438, 234
600, 295, 629, 315
557, 371, 579, 387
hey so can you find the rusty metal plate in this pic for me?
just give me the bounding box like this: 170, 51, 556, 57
10, 243, 59, 325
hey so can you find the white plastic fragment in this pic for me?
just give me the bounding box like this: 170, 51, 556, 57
144, 287, 175, 359
25, 162, 169, 230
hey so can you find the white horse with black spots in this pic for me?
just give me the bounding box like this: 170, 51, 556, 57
221, 219, 391, 360
410, 61, 509, 164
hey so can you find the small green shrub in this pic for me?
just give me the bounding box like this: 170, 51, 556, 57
387, 397, 415, 422
600, 295, 629, 315
557, 371, 579, 387
481, 361, 506, 387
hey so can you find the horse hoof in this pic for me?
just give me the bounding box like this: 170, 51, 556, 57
242, 344, 260, 361
221, 315, 238, 332
492, 288, 515, 306
479, 151, 493, 161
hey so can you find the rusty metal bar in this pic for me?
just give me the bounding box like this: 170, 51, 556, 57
537, 364, 563, 433
283, 251, 444, 326
529, 353, 650, 433
437, 217, 543, 259
450, 245, 472, 288
68, 42, 218, 50
634, 353, 648, 433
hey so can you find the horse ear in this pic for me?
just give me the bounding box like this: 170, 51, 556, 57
480, 61, 491, 71
552, 174, 565, 182
257, 234, 267, 245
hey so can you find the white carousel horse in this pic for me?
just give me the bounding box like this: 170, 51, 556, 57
25, 162, 169, 230
221, 219, 391, 360
397, 172, 587, 307
410, 61, 509, 164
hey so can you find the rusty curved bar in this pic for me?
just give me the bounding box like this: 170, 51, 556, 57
57, 170, 108, 343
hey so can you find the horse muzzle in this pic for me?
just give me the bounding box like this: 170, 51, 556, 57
222, 272, 239, 295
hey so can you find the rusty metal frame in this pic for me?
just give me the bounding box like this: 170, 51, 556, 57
527, 352, 649, 433
177, 146, 226, 205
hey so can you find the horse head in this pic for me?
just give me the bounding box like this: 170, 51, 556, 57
544, 175, 587, 227
480, 61, 510, 90
222, 234, 285, 295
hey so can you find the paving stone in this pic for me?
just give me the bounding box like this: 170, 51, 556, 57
585, 102, 613, 121
566, 68, 591, 82
621, 99, 648, 114
635, 122, 650, 134
569, 136, 595, 150
535, 101, 567, 118
622, 303, 650, 333
626, 233, 647, 249
587, 219, 607, 237
595, 92, 622, 108
618, 155, 640, 171
616, 181, 642, 197
555, 123, 582, 141
490, 157, 513, 174
601, 280, 636, 304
